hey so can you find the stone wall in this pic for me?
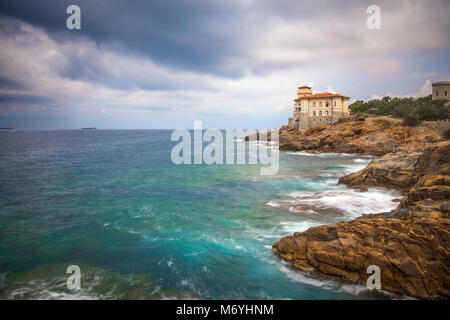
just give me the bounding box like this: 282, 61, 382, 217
432, 82, 450, 101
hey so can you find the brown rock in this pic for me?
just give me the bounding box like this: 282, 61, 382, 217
338, 151, 422, 192
273, 204, 450, 299
272, 128, 450, 299
274, 118, 446, 156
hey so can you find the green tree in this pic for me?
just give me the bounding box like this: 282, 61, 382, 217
402, 111, 421, 126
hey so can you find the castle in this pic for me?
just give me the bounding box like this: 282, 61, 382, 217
288, 86, 350, 132
432, 82, 450, 101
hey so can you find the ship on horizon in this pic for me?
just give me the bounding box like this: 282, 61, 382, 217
82, 127, 97, 130
0, 126, 15, 132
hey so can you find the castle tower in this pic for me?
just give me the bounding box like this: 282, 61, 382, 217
288, 86, 350, 132
297, 86, 313, 97
432, 82, 450, 101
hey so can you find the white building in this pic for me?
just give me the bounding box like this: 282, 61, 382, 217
288, 86, 350, 132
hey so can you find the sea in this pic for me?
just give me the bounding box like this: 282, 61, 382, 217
0, 130, 403, 299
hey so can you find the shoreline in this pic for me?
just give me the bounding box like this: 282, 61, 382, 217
269, 118, 449, 299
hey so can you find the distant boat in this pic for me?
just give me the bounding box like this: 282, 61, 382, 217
82, 127, 97, 130
0, 127, 15, 132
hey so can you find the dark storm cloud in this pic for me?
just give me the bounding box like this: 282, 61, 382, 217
0, 0, 250, 77
0, 0, 448, 129
0, 0, 360, 78
1, 0, 449, 79
0, 77, 27, 91
0, 94, 52, 104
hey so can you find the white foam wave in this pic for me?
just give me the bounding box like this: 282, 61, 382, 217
343, 163, 368, 174
287, 188, 400, 218
266, 201, 280, 207
289, 207, 318, 215
338, 283, 414, 299
287, 151, 360, 158
279, 220, 320, 234
278, 261, 411, 299
353, 158, 370, 163
37, 289, 102, 300
276, 261, 335, 289
6, 279, 111, 300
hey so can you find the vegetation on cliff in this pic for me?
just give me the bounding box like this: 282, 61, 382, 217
349, 95, 449, 126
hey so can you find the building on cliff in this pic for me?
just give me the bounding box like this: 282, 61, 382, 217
432, 81, 450, 101
288, 86, 350, 132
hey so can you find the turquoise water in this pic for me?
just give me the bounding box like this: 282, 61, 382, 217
0, 130, 401, 299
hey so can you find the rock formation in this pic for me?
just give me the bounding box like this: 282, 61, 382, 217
271, 118, 450, 299
277, 118, 444, 156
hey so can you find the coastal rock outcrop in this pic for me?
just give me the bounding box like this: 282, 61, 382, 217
272, 201, 450, 299
338, 151, 422, 192
277, 118, 444, 156
339, 140, 450, 193
272, 120, 450, 299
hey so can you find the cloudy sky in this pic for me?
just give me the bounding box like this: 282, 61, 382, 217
0, 0, 449, 129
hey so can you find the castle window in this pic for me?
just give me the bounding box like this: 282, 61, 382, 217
436, 91, 439, 96
313, 111, 316, 116
319, 111, 322, 116
326, 111, 328, 116
326, 102, 329, 107
319, 102, 322, 107
313, 102, 316, 107
446, 91, 448, 96
334, 101, 336, 106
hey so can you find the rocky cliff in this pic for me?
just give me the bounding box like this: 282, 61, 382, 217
277, 118, 444, 156
271, 118, 450, 299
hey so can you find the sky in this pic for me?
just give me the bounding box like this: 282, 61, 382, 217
0, 0, 449, 129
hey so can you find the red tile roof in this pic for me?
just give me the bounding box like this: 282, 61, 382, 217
298, 86, 312, 89
294, 92, 350, 101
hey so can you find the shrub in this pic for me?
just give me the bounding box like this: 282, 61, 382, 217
431, 100, 449, 120
351, 95, 449, 124
336, 117, 350, 124
391, 103, 413, 118
349, 101, 369, 114
376, 119, 392, 128
444, 128, 450, 140
402, 113, 421, 126
417, 106, 436, 121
